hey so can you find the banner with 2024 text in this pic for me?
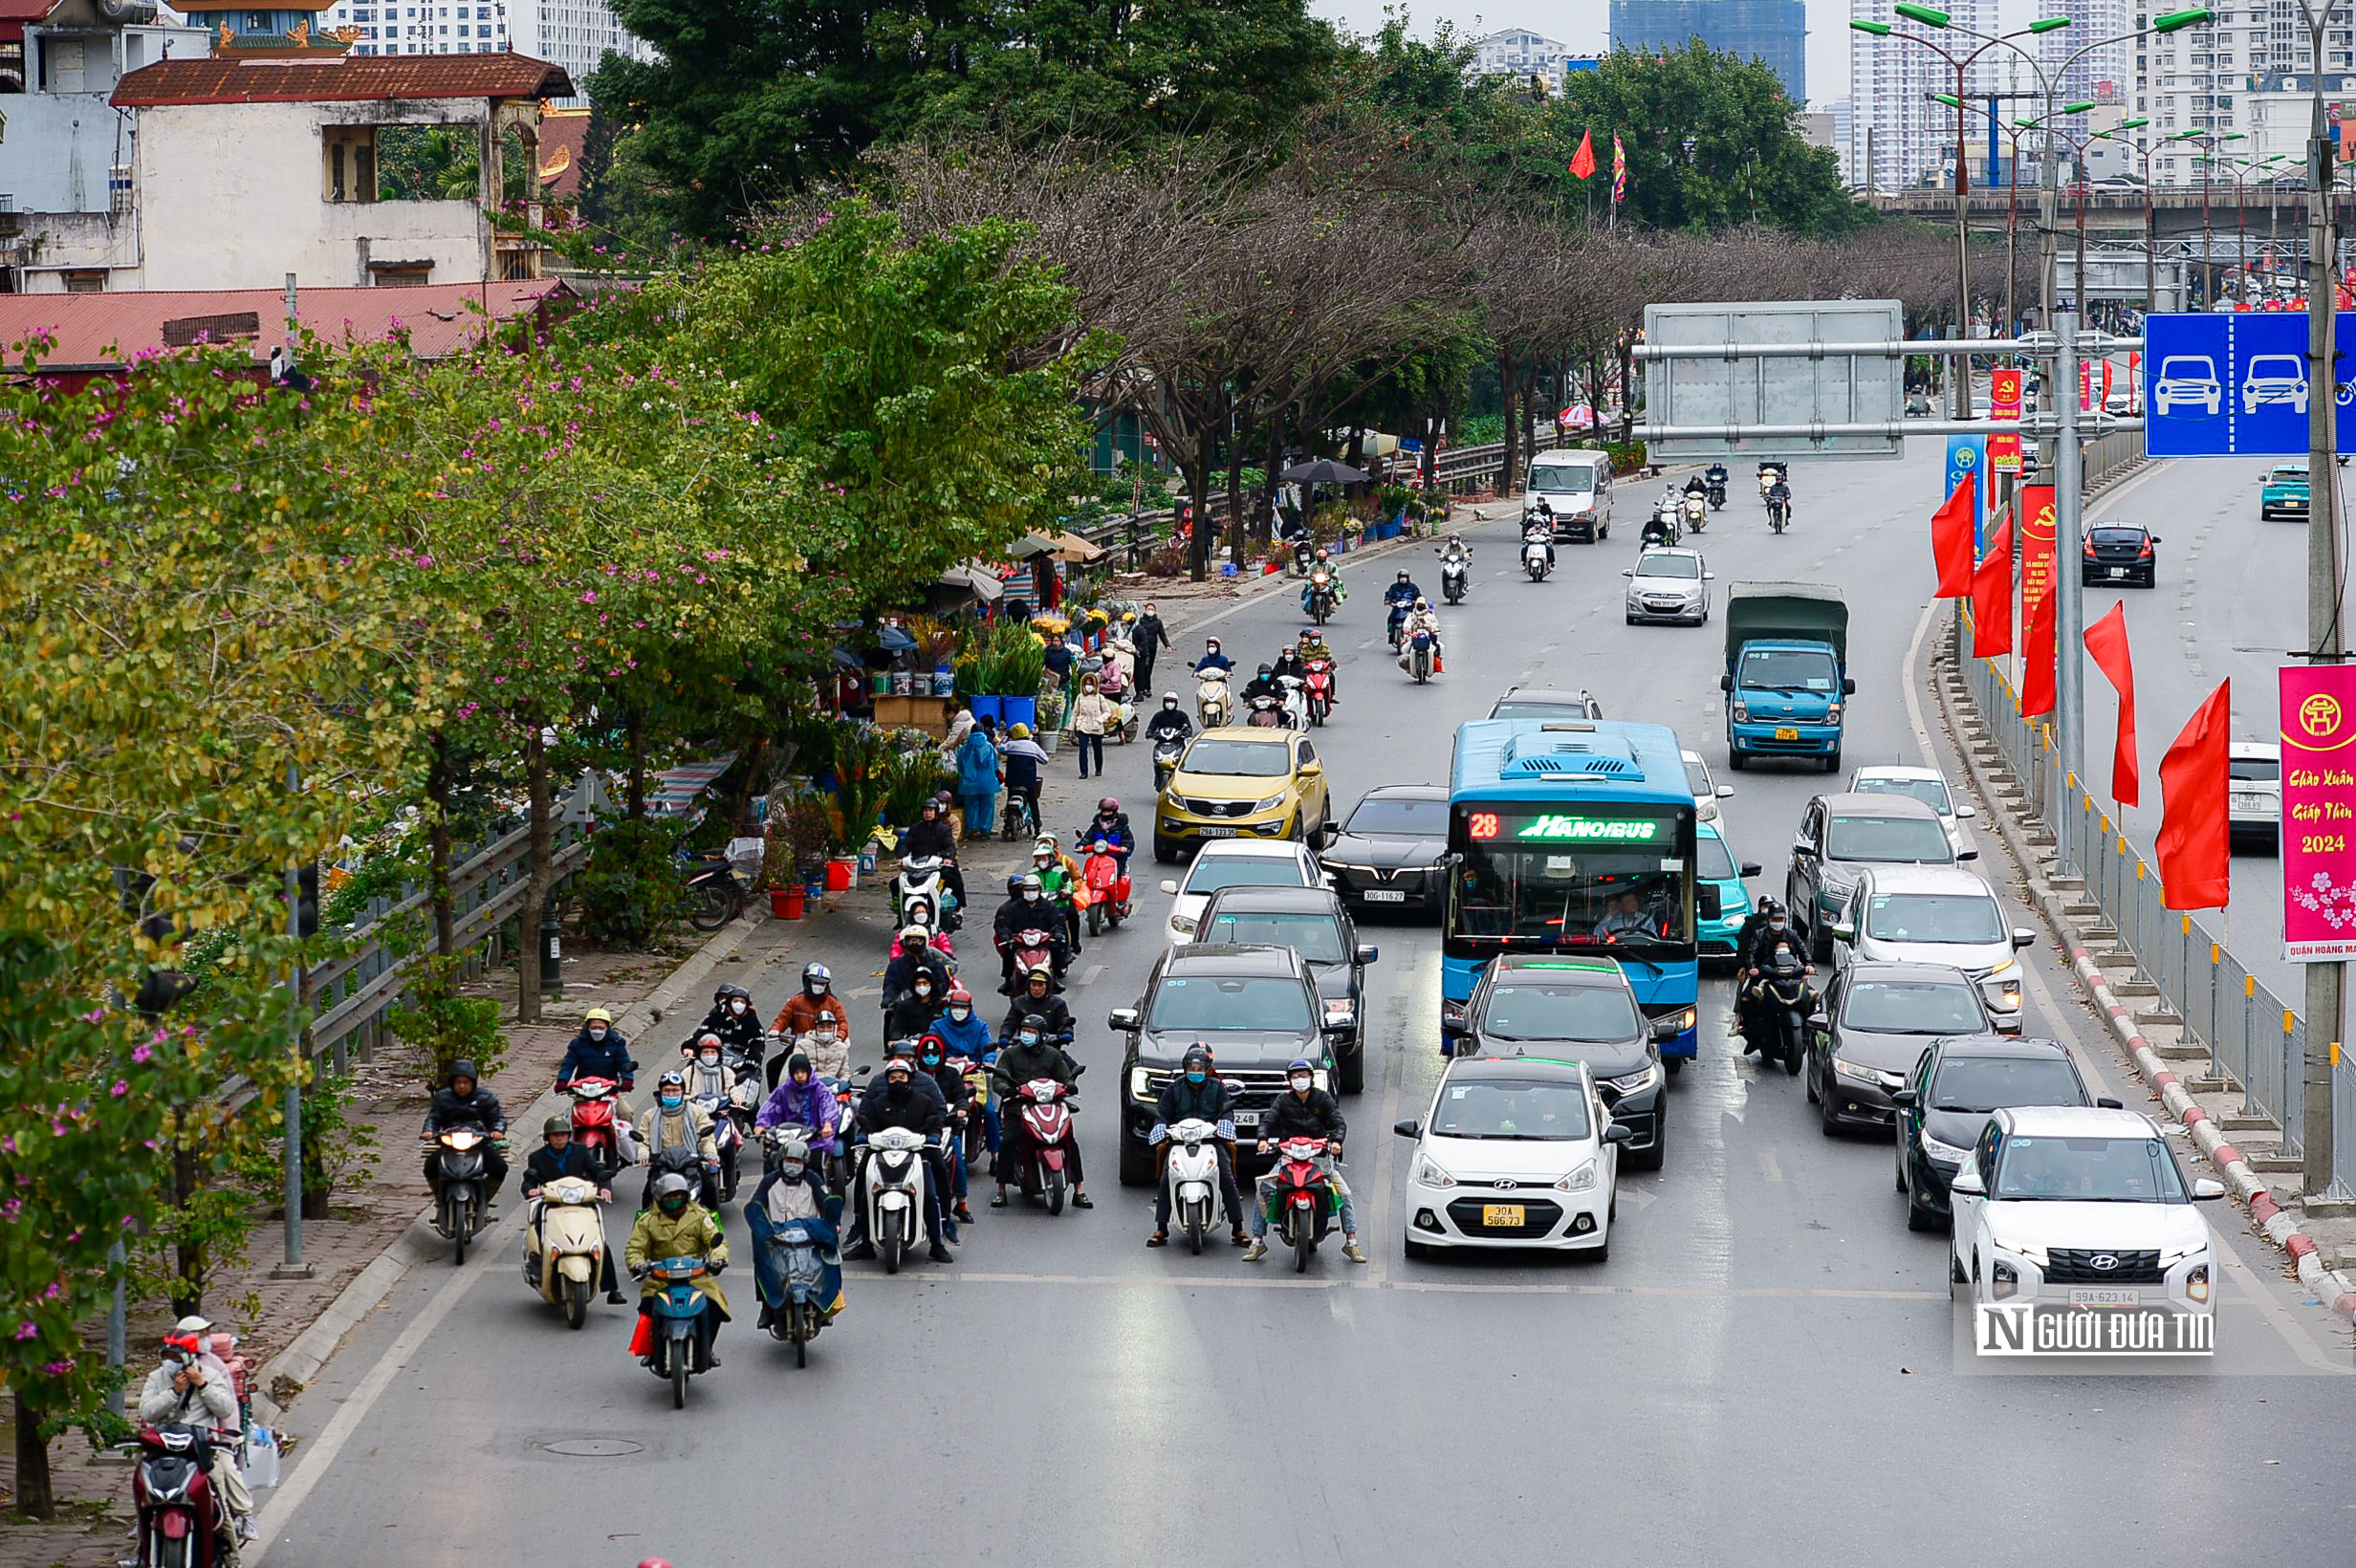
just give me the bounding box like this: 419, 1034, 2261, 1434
2281, 664, 2356, 961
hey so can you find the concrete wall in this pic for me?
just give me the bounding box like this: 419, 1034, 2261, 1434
0, 20, 208, 214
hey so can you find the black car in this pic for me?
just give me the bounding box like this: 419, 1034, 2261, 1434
1108, 944, 1351, 1187
1319, 783, 1449, 916
1464, 954, 1674, 1170
1888, 1034, 2118, 1230
1804, 961, 1992, 1137
2082, 524, 2159, 588
1488, 687, 1605, 722
1194, 885, 1378, 1092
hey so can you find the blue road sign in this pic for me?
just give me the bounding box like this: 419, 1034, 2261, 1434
2144, 311, 2356, 457
1945, 435, 1987, 549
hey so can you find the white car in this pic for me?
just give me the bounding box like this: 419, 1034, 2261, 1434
1683, 748, 1734, 824
1950, 1104, 2225, 1313
1622, 547, 1712, 625
1157, 838, 1322, 947
2151, 355, 2222, 417
1396, 1053, 1629, 1260
1847, 763, 1976, 854
2229, 742, 2280, 852
2240, 353, 2309, 415
1829, 864, 2034, 1033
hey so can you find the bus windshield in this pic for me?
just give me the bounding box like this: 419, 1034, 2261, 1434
1449, 804, 1693, 954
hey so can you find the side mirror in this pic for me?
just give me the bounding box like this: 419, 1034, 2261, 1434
1956, 804, 1978, 819
854, 1064, 874, 1078
2096, 1097, 2124, 1109
2012, 928, 2037, 948
1298, 762, 1323, 777
1719, 673, 1733, 692
1830, 922, 1855, 943
1393, 1119, 1422, 1139
1697, 883, 1722, 920
1949, 1168, 1986, 1197
1806, 1010, 1829, 1030
1703, 572, 1715, 580
1108, 1007, 1142, 1031
1956, 848, 1979, 862
1073, 1063, 1087, 1078
1793, 836, 1815, 858
1716, 784, 1735, 798
2150, 534, 2163, 544
1739, 861, 1763, 879
1603, 1122, 1634, 1144
1160, 879, 1180, 896
2192, 1176, 2226, 1200
1651, 1017, 1683, 1043
1842, 677, 1857, 695
1356, 944, 1380, 965
1320, 822, 1342, 847
1621, 568, 1635, 577
1889, 1088, 1917, 1108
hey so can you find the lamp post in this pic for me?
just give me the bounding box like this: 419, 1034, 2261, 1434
1943, 96, 2088, 338
2176, 129, 2245, 306
2205, 153, 2299, 307
2073, 119, 2154, 328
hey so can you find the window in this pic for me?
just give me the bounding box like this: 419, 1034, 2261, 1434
1145, 975, 1313, 1033
1480, 981, 1641, 1043
0, 39, 23, 94
62, 269, 105, 293
245, 11, 273, 31
322, 125, 377, 203
39, 35, 84, 93
371, 263, 432, 285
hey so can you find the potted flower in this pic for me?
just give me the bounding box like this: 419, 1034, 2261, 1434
1035, 686, 1065, 753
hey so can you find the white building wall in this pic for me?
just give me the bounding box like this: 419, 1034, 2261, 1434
2135, 8, 2325, 185
1848, 0, 1997, 191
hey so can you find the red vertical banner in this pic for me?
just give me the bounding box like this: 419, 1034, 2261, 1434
1989, 367, 2022, 475
1971, 518, 2014, 659
2158, 682, 2233, 911
2080, 358, 2093, 411
2127, 351, 2142, 413
2018, 484, 2058, 717
2083, 602, 2140, 807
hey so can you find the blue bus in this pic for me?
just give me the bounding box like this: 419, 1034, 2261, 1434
1442, 718, 1702, 1065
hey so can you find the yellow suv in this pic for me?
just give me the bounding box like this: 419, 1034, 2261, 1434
1153, 728, 1332, 862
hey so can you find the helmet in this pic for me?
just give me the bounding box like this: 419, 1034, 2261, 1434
1033, 835, 1058, 856
884, 1056, 914, 1079
1286, 1057, 1315, 1075
920, 796, 940, 815
1205, 635, 1221, 647
1181, 1044, 1212, 1074
1163, 693, 1179, 708
584, 1007, 613, 1024
652, 1172, 693, 1202
173, 1315, 213, 1337
543, 1114, 570, 1138
1257, 664, 1274, 679
657, 1069, 687, 1091
1413, 598, 1429, 612
802, 962, 832, 993
1018, 873, 1043, 896
693, 1032, 722, 1052
1010, 722, 1032, 739
771, 1134, 810, 1171
1024, 965, 1055, 986
946, 986, 972, 1008
1299, 627, 1316, 641
1396, 569, 1411, 583
714, 982, 750, 1004
1098, 796, 1119, 815
901, 923, 929, 946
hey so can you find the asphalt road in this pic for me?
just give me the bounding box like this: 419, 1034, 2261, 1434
256, 449, 2356, 1568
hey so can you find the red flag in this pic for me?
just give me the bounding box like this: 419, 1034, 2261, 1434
2156, 680, 2232, 909
1931, 473, 1976, 597
2020, 572, 2057, 717
2083, 601, 2139, 806
1570, 130, 1596, 180
1971, 518, 2013, 658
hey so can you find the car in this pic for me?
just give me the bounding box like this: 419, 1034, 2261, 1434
2229, 741, 2281, 853
1948, 1105, 2226, 1314
1319, 783, 1450, 914
1846, 763, 1976, 854
1395, 1053, 1630, 1259
1622, 547, 1713, 625
1696, 821, 1760, 964
1152, 728, 1331, 862
1488, 686, 1604, 722
1827, 865, 2034, 1034
2103, 389, 2133, 416
2239, 352, 2308, 414
2082, 523, 2159, 588
1460, 954, 1677, 1169
1194, 885, 1378, 1092
2151, 354, 2221, 417
1803, 961, 1994, 1138
1108, 943, 1349, 1187
1891, 1035, 2115, 1230
1157, 838, 1323, 947
2260, 460, 2310, 520
1786, 793, 1974, 960
1684, 748, 1734, 824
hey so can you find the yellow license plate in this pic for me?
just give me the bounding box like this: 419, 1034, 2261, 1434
1774, 727, 1800, 741
1481, 1204, 1526, 1229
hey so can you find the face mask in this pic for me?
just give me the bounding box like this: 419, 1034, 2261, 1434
922, 1054, 942, 1069
780, 1163, 806, 1180
1186, 1070, 1207, 1085
1290, 1075, 1313, 1093
588, 1026, 608, 1040
1024, 889, 1040, 903
1019, 1032, 1040, 1047
949, 1006, 971, 1022
808, 983, 828, 998
699, 1052, 721, 1068
659, 1199, 687, 1216
731, 1000, 748, 1015
914, 983, 933, 997
660, 1093, 683, 1110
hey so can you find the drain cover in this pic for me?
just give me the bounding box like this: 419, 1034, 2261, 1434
539, 1437, 644, 1457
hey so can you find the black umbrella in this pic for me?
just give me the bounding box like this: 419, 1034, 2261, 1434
1280, 458, 1372, 486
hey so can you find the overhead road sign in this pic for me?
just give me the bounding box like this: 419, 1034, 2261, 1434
2143, 310, 2356, 458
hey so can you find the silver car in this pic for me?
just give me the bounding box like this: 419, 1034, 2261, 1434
1623, 547, 1712, 625
1829, 864, 2035, 1034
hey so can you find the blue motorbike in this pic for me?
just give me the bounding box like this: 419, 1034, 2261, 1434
643, 1254, 721, 1408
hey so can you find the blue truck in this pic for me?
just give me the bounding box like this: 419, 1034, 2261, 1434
1720, 582, 1851, 773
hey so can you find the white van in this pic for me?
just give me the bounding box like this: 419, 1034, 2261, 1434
1524, 448, 1613, 542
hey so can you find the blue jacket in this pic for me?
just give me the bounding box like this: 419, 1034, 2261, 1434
956, 732, 1001, 795
925, 1010, 995, 1061
1384, 581, 1423, 608
555, 1028, 637, 1090
1192, 652, 1234, 674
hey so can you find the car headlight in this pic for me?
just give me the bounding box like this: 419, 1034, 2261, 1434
1170, 915, 1195, 934
1666, 1008, 1696, 1034
1920, 1129, 1971, 1164
1826, 703, 1843, 723
1606, 1061, 1664, 1096
1252, 795, 1291, 814
1556, 1160, 1599, 1192
1986, 958, 2017, 979
1412, 1155, 1457, 1188
1322, 998, 1358, 1026
1992, 1237, 2048, 1267
1832, 1056, 1880, 1085
1731, 702, 1750, 722
1990, 1259, 2019, 1299
2186, 1263, 2211, 1303
1128, 1067, 1153, 1101
1312, 1068, 1331, 1093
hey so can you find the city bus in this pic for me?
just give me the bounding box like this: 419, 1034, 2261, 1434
1442, 717, 1702, 1067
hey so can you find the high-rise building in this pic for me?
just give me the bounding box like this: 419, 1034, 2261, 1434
2132, 7, 2310, 185
316, 0, 653, 101
2038, 0, 2130, 107
1609, 0, 1806, 102
1847, 0, 1998, 191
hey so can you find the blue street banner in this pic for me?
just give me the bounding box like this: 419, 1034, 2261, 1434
1945, 435, 1987, 552
2144, 311, 2356, 457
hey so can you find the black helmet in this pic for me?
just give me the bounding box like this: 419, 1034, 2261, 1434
1257, 664, 1274, 678
1181, 1044, 1213, 1075
1396, 569, 1410, 583
802, 961, 832, 994
714, 982, 750, 1004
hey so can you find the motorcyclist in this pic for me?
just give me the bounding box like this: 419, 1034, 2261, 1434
847, 1056, 956, 1262
423, 1057, 509, 1207
1300, 556, 1342, 618
915, 1034, 977, 1224
522, 1115, 627, 1304
1682, 472, 1710, 499
1766, 472, 1794, 525
998, 721, 1047, 837
993, 873, 1065, 988
635, 1068, 721, 1210
691, 983, 765, 1061
1394, 599, 1444, 674
927, 987, 999, 1174
1739, 908, 1814, 1056
555, 1008, 636, 1093
1270, 642, 1308, 685
1193, 636, 1236, 675
1147, 1043, 1247, 1249
1145, 693, 1194, 746
1312, 546, 1346, 600
769, 961, 851, 1088
1521, 513, 1557, 570
901, 796, 966, 912
138, 1330, 254, 1549
1383, 568, 1422, 642
990, 1013, 1090, 1209
1241, 662, 1284, 710
1704, 462, 1729, 502
743, 1133, 843, 1331
624, 1173, 730, 1366
753, 1050, 843, 1163
883, 926, 952, 1007
883, 966, 948, 1046
1733, 894, 1782, 976
1293, 627, 1339, 706
1077, 796, 1136, 869
1242, 1058, 1364, 1264
999, 966, 1076, 1041
1031, 834, 1085, 955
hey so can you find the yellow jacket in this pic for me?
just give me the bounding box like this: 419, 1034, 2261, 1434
624, 1203, 731, 1317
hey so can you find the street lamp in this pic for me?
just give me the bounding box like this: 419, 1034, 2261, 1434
1987, 102, 2093, 339
2176, 128, 2246, 306
2202, 152, 2300, 307
2076, 118, 2152, 326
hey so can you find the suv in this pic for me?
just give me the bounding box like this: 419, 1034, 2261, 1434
1108, 943, 1349, 1187
1194, 885, 1378, 1092
1462, 955, 1676, 1170
1153, 729, 1331, 862
1828, 865, 2034, 1034
1787, 792, 1973, 960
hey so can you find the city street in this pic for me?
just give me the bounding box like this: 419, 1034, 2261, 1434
253, 446, 2356, 1568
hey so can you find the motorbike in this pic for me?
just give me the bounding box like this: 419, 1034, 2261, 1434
1292, 536, 1317, 577
860, 1125, 938, 1274
1757, 463, 1785, 502
1302, 658, 1334, 727
1002, 925, 1068, 993
1265, 1136, 1342, 1274
1277, 674, 1310, 731
1768, 490, 1790, 534
1151, 733, 1187, 793
129, 1423, 231, 1568
1245, 689, 1287, 729
640, 1253, 721, 1408
1681, 491, 1708, 534
1752, 956, 1815, 1076
1438, 549, 1470, 604
677, 847, 745, 932
1523, 533, 1552, 581
757, 1211, 833, 1366
1007, 1076, 1082, 1213
1385, 599, 1412, 649
1705, 466, 1728, 511
1080, 840, 1132, 935
1641, 513, 1678, 550
1405, 626, 1437, 685
1303, 569, 1339, 625
524, 1174, 609, 1329
1195, 668, 1233, 729
427, 1125, 497, 1264
564, 1076, 625, 1169
949, 1050, 997, 1171
892, 854, 961, 933
1163, 1117, 1226, 1255
1000, 789, 1040, 842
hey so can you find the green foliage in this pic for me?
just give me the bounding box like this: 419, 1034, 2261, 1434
386, 955, 507, 1089
829, 726, 895, 852
1605, 440, 1649, 473
975, 620, 1048, 696
881, 745, 951, 831
1456, 412, 1504, 445
576, 817, 686, 947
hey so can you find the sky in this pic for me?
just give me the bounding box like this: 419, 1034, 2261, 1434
1308, 0, 2048, 112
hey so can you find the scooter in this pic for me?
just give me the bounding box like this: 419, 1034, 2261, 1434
1705, 465, 1728, 511
1000, 790, 1040, 842
1647, 501, 1683, 546
1438, 548, 1470, 604
860, 1125, 937, 1274
893, 854, 961, 933
1406, 626, 1437, 685
1003, 926, 1067, 991
524, 1174, 609, 1329
1385, 600, 1411, 649
1195, 668, 1233, 729
1245, 689, 1286, 728
427, 1125, 497, 1265
1523, 534, 1552, 581
640, 1253, 721, 1409
757, 1210, 834, 1366
1302, 658, 1334, 727
1152, 733, 1187, 793
1302, 569, 1339, 625
564, 1076, 625, 1170
1008, 1076, 1082, 1213
1768, 490, 1790, 534
1080, 839, 1132, 935
1163, 1117, 1226, 1255
1292, 536, 1317, 577
1265, 1135, 1342, 1274
1752, 955, 1814, 1076
1277, 674, 1310, 731
678, 847, 745, 931
1681, 491, 1708, 534
129, 1424, 232, 1568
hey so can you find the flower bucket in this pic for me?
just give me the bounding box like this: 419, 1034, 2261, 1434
909, 671, 932, 697
1000, 695, 1037, 733
803, 872, 826, 899
970, 695, 1006, 726
770, 885, 805, 920
934, 663, 955, 692
824, 858, 855, 892
868, 672, 892, 696
858, 843, 881, 878
892, 670, 913, 696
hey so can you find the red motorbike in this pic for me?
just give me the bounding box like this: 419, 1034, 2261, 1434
1266, 1135, 1342, 1273
564, 1077, 625, 1167
1303, 657, 1334, 727
1010, 1078, 1080, 1214
1000, 926, 1066, 995
1080, 840, 1131, 936
130, 1424, 229, 1568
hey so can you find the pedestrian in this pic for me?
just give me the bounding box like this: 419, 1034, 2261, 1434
1042, 631, 1077, 700
1133, 600, 1172, 695
956, 724, 1000, 839
1068, 672, 1111, 779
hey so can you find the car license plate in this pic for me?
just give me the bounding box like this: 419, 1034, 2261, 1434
2233, 793, 2266, 812
2069, 1288, 2141, 1308
1773, 727, 1800, 741
1481, 1204, 1525, 1229
1364, 889, 1407, 903
1196, 825, 1236, 838
1232, 1110, 1259, 1128
2107, 567, 2126, 578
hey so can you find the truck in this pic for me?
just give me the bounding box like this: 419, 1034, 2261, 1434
1719, 582, 1852, 773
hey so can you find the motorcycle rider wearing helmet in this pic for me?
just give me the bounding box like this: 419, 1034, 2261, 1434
743, 1133, 844, 1330
902, 796, 966, 913
636, 1069, 721, 1211
1395, 598, 1445, 673
1766, 471, 1794, 524
625, 1173, 730, 1365
139, 1330, 253, 1548
914, 1034, 977, 1223
1682, 471, 1710, 499
522, 1115, 626, 1303
693, 983, 764, 1061
1294, 627, 1338, 703
1078, 796, 1135, 870
999, 722, 1047, 837
926, 986, 999, 1170
883, 926, 952, 1007
1000, 966, 1075, 1041
1147, 1044, 1248, 1249
1739, 907, 1813, 1056
1242, 1059, 1365, 1264
753, 1050, 842, 1160
555, 1008, 636, 1093
769, 962, 852, 1088
1521, 512, 1558, 570
1733, 895, 1782, 978
1193, 636, 1235, 675
1145, 693, 1194, 746
990, 1013, 1090, 1209
847, 1056, 956, 1262
883, 963, 949, 1046
993, 873, 1061, 988
423, 1058, 509, 1206
1241, 662, 1283, 708
1311, 546, 1345, 600
1031, 834, 1085, 955
1383, 568, 1422, 643
1270, 641, 1308, 686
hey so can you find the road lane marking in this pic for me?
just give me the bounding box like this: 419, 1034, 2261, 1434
1758, 1147, 1783, 1183
1080, 963, 1106, 986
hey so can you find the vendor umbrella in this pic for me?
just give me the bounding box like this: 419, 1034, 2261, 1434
1280, 458, 1371, 486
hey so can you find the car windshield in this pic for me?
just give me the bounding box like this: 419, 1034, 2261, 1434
1201, 910, 1346, 963
1181, 740, 1291, 778
2231, 754, 2280, 783
1695, 834, 1739, 882
1145, 975, 1314, 1033
1843, 979, 1986, 1034
1827, 814, 1952, 863
1491, 697, 1594, 720
1638, 555, 1701, 579
1347, 796, 1448, 835
1479, 981, 1641, 1043
1865, 893, 2005, 944
1451, 807, 1695, 953
1737, 648, 1839, 692
1931, 1055, 2084, 1113
1429, 1078, 1594, 1140
2270, 466, 2309, 483
1852, 774, 1952, 814
1530, 466, 1596, 494
1183, 858, 1310, 897
1992, 1135, 2188, 1202
1683, 757, 1712, 795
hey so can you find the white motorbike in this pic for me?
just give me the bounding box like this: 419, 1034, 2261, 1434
1277, 674, 1310, 731
1680, 491, 1708, 534
860, 1125, 936, 1275
524, 1174, 609, 1329
892, 855, 960, 932
1162, 1117, 1226, 1255
1195, 667, 1233, 728
1438, 549, 1470, 604
683, 1063, 756, 1201
1523, 533, 1552, 582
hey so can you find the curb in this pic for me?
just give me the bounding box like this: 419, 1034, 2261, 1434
1930, 621, 2356, 1324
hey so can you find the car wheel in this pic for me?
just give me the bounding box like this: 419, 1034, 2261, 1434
1906, 1189, 1943, 1232
1727, 748, 1747, 772
1664, 1056, 1683, 1078
1626, 613, 1638, 625
1587, 1236, 1610, 1263
1117, 1135, 1154, 1187
1153, 835, 1178, 864
1404, 1234, 1437, 1261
